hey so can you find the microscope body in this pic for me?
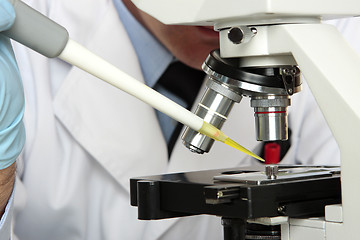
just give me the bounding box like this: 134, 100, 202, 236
131, 0, 360, 239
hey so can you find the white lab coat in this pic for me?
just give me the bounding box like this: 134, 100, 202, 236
11, 0, 344, 239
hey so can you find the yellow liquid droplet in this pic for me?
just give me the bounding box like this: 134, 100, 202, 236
224, 138, 265, 162
198, 121, 264, 162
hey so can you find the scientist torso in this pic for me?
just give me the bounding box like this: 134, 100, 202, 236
12, 0, 341, 239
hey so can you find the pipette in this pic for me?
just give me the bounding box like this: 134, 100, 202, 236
3, 0, 264, 162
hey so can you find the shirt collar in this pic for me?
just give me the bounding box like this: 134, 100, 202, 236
113, 0, 174, 87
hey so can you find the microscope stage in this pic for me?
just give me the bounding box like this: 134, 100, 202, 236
130, 165, 341, 220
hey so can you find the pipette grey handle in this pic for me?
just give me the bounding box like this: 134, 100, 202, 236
3, 0, 69, 58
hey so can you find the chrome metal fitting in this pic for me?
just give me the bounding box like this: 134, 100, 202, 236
251, 95, 291, 141
182, 79, 242, 154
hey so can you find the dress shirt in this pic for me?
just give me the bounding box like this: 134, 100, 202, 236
113, 0, 188, 146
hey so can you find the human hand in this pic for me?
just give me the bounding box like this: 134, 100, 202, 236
0, 0, 25, 170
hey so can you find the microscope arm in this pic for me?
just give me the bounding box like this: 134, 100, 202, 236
263, 23, 360, 239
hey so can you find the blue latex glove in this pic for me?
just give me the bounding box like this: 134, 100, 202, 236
0, 0, 25, 169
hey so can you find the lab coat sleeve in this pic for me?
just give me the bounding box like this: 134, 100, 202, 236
0, 187, 14, 240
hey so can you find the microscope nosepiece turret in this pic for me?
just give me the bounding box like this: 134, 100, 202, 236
182, 49, 301, 154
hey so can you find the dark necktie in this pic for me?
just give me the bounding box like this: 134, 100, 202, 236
154, 62, 205, 158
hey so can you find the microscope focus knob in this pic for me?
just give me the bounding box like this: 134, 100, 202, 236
227, 27, 257, 44
228, 27, 244, 44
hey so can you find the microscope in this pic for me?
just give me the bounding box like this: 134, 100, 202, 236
130, 0, 360, 239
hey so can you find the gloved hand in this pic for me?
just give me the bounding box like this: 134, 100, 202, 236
0, 0, 25, 169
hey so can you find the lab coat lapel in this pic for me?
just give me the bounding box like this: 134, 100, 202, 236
53, 0, 168, 193
51, 0, 260, 236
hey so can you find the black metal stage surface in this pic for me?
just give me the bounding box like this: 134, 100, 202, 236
130, 165, 340, 221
